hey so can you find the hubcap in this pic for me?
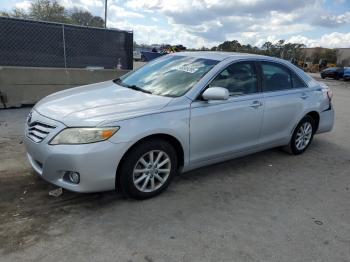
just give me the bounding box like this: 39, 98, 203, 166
133, 150, 171, 193
295, 122, 313, 151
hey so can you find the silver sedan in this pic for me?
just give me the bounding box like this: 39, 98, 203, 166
24, 52, 334, 199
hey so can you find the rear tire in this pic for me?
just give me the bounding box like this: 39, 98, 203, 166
118, 139, 178, 199
284, 115, 315, 155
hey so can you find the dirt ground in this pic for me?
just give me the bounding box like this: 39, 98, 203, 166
0, 74, 349, 262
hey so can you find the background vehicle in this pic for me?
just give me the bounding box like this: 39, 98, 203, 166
321, 67, 344, 80
133, 50, 142, 61
24, 52, 335, 199
343, 67, 350, 81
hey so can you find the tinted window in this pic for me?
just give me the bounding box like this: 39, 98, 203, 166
261, 62, 292, 92
119, 55, 218, 97
209, 62, 258, 96
292, 72, 307, 88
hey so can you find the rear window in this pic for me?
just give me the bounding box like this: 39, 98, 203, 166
291, 72, 307, 88
261, 62, 292, 92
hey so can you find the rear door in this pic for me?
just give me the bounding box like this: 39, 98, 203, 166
258, 61, 309, 147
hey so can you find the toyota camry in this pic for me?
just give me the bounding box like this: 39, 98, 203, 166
24, 52, 334, 199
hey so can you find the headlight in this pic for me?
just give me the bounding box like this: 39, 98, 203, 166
49, 127, 119, 145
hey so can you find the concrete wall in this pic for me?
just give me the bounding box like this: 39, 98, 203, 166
0, 67, 130, 108
337, 48, 350, 66
302, 47, 350, 66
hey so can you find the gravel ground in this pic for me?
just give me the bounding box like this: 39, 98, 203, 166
0, 74, 349, 262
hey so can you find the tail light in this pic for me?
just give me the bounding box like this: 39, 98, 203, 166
319, 82, 333, 102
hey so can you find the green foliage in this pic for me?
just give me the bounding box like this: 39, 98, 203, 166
0, 0, 105, 27
311, 47, 323, 64
217, 40, 242, 52
30, 0, 68, 23
70, 8, 104, 27
0, 11, 10, 17
211, 39, 307, 61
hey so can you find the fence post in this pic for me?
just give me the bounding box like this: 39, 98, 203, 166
62, 24, 67, 69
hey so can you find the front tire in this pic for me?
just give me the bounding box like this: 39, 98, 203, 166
285, 116, 315, 155
118, 139, 178, 199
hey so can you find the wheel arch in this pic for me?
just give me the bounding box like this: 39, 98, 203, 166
289, 110, 320, 140
115, 133, 185, 190
306, 111, 320, 133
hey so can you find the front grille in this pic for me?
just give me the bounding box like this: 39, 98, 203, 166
27, 121, 56, 143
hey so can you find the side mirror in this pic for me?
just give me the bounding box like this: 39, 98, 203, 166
202, 87, 229, 101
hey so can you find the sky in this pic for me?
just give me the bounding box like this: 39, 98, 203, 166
1, 0, 350, 48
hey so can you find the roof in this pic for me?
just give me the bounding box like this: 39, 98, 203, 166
173, 51, 268, 61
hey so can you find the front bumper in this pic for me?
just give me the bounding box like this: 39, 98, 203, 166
24, 110, 132, 193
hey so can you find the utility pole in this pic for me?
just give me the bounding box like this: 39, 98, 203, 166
104, 0, 107, 28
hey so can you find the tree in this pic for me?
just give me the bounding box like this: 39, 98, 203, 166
30, 0, 68, 23
70, 8, 104, 27
311, 47, 323, 64
217, 40, 242, 52
12, 8, 29, 18
283, 43, 306, 61
0, 11, 10, 17
89, 16, 104, 28
0, 0, 105, 27
1, 8, 29, 18
262, 41, 274, 56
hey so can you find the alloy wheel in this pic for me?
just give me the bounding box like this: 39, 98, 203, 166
132, 150, 171, 193
295, 122, 313, 151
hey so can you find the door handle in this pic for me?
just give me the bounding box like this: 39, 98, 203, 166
300, 93, 308, 99
250, 101, 263, 109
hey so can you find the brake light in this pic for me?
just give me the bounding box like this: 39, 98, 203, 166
320, 82, 333, 102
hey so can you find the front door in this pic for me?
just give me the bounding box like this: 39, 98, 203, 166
190, 61, 264, 164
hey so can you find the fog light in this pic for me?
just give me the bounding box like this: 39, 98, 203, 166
64, 171, 80, 184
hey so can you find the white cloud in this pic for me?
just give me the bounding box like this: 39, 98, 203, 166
315, 12, 350, 27
60, 0, 90, 11
288, 32, 350, 48
83, 0, 103, 7
14, 0, 31, 10
122, 0, 331, 47
6, 0, 350, 49
108, 19, 211, 47
108, 5, 144, 18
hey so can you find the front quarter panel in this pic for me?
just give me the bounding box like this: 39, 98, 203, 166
105, 97, 191, 167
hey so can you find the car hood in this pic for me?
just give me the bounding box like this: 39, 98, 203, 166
34, 81, 173, 126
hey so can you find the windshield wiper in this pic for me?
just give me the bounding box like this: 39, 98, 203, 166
113, 78, 124, 85
113, 78, 152, 94
126, 85, 152, 94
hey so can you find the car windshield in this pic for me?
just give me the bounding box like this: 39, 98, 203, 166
115, 55, 219, 97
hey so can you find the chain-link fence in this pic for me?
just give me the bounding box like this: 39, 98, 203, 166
0, 17, 133, 69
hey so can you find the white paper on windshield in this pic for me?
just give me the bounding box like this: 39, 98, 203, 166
174, 65, 198, 73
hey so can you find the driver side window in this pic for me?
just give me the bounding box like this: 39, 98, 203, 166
209, 62, 258, 96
